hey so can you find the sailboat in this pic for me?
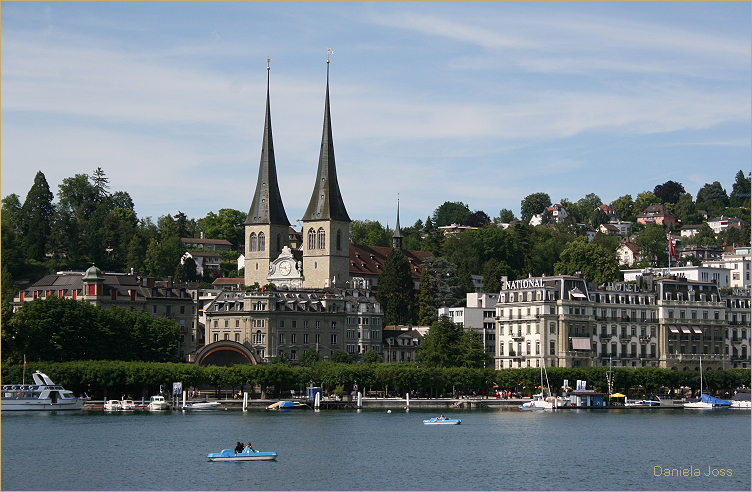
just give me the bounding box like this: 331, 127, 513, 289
684, 357, 731, 409
519, 357, 554, 411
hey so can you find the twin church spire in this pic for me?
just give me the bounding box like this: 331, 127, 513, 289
245, 54, 350, 289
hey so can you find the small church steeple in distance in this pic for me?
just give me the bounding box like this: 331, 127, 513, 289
393, 194, 403, 250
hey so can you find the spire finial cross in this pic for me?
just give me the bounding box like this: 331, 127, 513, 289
267, 56, 272, 70
327, 48, 333, 64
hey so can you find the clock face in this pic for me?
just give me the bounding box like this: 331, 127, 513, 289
279, 261, 291, 276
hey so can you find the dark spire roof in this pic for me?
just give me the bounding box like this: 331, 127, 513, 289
392, 196, 403, 250
245, 61, 290, 226
302, 58, 350, 223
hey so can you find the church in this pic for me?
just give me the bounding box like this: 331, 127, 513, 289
199, 59, 429, 366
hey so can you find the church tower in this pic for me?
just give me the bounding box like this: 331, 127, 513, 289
392, 195, 403, 250
244, 59, 291, 287
301, 53, 351, 289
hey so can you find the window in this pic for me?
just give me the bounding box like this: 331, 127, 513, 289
180, 306, 185, 314
253, 331, 264, 344
279, 333, 285, 343
499, 344, 504, 355
315, 334, 321, 343
151, 305, 157, 314
213, 334, 218, 342
336, 229, 342, 250
258, 232, 265, 252
224, 320, 229, 328
249, 233, 257, 252
290, 350, 297, 360
235, 320, 240, 328
224, 333, 229, 340
280, 320, 285, 328
235, 333, 240, 342
549, 341, 555, 355
317, 228, 326, 249
303, 333, 309, 344
316, 321, 321, 329
331, 321, 337, 329
308, 229, 316, 250
291, 333, 297, 344
330, 334, 337, 344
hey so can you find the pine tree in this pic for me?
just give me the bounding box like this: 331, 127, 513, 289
21, 171, 55, 260
418, 268, 433, 325
376, 250, 415, 326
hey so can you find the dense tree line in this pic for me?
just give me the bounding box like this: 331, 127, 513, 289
1, 296, 180, 365
3, 360, 747, 401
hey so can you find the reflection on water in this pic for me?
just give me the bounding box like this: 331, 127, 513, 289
1, 407, 749, 491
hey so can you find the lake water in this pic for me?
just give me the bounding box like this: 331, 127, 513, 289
1, 406, 750, 491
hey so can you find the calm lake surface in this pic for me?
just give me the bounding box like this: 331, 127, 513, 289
1, 406, 750, 491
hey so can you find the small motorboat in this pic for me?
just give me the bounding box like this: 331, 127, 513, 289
207, 449, 278, 462
147, 395, 169, 411
266, 400, 296, 410
181, 400, 221, 410
423, 416, 461, 425
104, 399, 122, 411
121, 399, 136, 411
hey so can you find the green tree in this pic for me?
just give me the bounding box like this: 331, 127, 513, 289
670, 193, 703, 226
495, 208, 517, 223
466, 210, 491, 228
432, 201, 471, 227
418, 268, 434, 325
696, 181, 729, 215
634, 191, 659, 216
330, 350, 352, 364
520, 192, 551, 222
730, 170, 751, 208
362, 349, 383, 363
298, 347, 321, 367
456, 328, 493, 369
633, 222, 670, 267
421, 256, 465, 309
376, 250, 416, 325
196, 209, 246, 250
609, 194, 635, 222
554, 236, 621, 284
21, 171, 55, 260
416, 316, 463, 368
350, 219, 391, 247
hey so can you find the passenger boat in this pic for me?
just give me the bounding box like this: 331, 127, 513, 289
104, 399, 123, 411
147, 395, 170, 411
207, 449, 278, 462
423, 416, 461, 425
181, 400, 221, 410
1, 371, 88, 411
730, 393, 751, 409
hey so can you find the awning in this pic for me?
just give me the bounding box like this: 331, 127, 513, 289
669, 326, 680, 333
571, 338, 592, 350
611, 393, 626, 398
733, 343, 742, 350
692, 326, 703, 334
570, 291, 587, 299
681, 326, 691, 334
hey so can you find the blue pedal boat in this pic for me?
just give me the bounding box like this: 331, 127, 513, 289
423, 416, 461, 425
207, 449, 278, 461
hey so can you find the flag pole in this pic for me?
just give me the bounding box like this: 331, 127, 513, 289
23, 354, 26, 385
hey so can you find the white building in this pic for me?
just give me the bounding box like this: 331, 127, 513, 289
622, 266, 731, 288
702, 247, 751, 289
438, 292, 499, 357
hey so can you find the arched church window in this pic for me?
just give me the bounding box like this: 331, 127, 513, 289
318, 228, 326, 249
337, 230, 342, 250
249, 233, 257, 252
258, 232, 265, 252
308, 228, 316, 250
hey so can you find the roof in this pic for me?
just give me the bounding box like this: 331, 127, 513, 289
212, 278, 245, 287
349, 244, 433, 279
181, 238, 233, 246
301, 71, 350, 222
637, 203, 677, 218
244, 69, 290, 227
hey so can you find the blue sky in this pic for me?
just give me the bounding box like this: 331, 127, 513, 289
2, 1, 750, 229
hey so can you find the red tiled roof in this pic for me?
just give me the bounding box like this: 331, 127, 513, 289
349, 244, 433, 279
212, 278, 245, 286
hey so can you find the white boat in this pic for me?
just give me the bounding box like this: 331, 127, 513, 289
147, 395, 170, 411
181, 400, 221, 410
208, 449, 278, 462
1, 371, 88, 411
519, 357, 554, 411
104, 399, 123, 411
685, 357, 731, 409
121, 399, 136, 411
730, 393, 751, 409
423, 416, 461, 425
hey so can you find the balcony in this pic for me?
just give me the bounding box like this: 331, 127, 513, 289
666, 354, 726, 362
618, 334, 631, 341
639, 336, 650, 344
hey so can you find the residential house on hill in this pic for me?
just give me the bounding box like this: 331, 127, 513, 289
636, 204, 679, 229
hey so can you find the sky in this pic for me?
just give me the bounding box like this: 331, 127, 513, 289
2, 1, 750, 230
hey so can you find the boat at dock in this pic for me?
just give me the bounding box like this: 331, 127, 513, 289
181, 400, 221, 410
104, 399, 122, 411
147, 395, 170, 411
207, 449, 278, 462
1, 371, 88, 411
